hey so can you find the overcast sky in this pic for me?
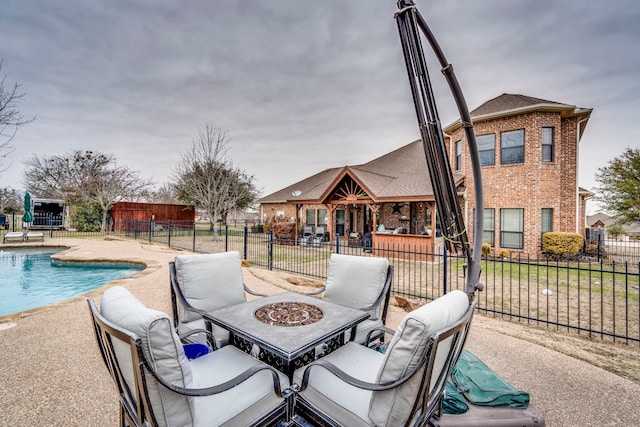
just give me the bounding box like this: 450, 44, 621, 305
2, 0, 639, 213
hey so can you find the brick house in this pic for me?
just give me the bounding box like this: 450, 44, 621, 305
444, 94, 592, 255
259, 93, 593, 256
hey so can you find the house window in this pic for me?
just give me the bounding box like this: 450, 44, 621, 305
318, 209, 327, 227
483, 208, 495, 245
455, 140, 462, 170
477, 134, 496, 166
501, 129, 525, 165
306, 209, 315, 227
542, 127, 554, 162
541, 208, 553, 233
500, 208, 524, 249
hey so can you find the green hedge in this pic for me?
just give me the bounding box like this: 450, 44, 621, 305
542, 232, 583, 259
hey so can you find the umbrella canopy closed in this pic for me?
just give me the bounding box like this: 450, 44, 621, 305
22, 193, 34, 227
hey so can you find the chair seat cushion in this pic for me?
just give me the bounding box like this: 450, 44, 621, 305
192, 346, 288, 426
352, 318, 384, 345
294, 342, 384, 427
177, 318, 230, 348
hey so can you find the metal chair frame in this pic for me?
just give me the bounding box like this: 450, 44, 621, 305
292, 301, 476, 427
87, 298, 289, 427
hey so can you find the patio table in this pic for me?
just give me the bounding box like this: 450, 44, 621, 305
204, 291, 369, 381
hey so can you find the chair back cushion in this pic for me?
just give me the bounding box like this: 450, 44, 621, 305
100, 286, 195, 427
369, 290, 469, 426
174, 251, 246, 322
324, 254, 389, 320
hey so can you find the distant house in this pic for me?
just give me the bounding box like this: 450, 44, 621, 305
587, 212, 640, 239
259, 93, 593, 256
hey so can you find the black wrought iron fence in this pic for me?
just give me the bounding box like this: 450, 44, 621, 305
586, 236, 640, 265
7, 221, 637, 345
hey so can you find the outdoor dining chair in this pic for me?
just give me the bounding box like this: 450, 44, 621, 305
299, 226, 313, 245
87, 286, 289, 427
169, 251, 267, 349
312, 226, 325, 246
306, 253, 393, 347
291, 290, 475, 427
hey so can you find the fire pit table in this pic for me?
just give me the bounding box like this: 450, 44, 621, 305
204, 291, 369, 380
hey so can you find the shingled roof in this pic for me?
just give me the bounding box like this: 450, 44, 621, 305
259, 140, 462, 204
471, 94, 572, 116
261, 93, 590, 205
444, 93, 592, 132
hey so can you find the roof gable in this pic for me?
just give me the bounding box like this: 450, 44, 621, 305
470, 94, 573, 117
259, 140, 444, 204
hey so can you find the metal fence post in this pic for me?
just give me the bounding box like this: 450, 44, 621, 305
268, 230, 274, 271
225, 224, 229, 252
148, 220, 152, 243
167, 220, 172, 248
243, 222, 248, 259
443, 244, 448, 294
335, 234, 340, 254
597, 234, 602, 262
192, 220, 196, 252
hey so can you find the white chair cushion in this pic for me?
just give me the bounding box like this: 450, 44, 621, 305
174, 252, 246, 322
369, 290, 470, 427
352, 318, 384, 345
177, 318, 230, 349
324, 254, 389, 320
294, 342, 384, 427
100, 286, 194, 427
192, 346, 289, 426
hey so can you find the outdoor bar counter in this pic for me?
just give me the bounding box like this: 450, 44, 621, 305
372, 231, 438, 261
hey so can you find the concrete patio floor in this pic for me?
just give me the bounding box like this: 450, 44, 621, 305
0, 238, 639, 426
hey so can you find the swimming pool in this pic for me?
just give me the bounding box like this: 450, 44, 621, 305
0, 247, 144, 317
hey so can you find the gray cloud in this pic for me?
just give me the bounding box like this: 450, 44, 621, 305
1, 0, 639, 212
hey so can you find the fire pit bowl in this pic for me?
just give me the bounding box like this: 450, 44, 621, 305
255, 302, 324, 326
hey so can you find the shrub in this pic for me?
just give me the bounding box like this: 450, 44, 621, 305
271, 221, 296, 241
497, 248, 510, 259
250, 224, 264, 233
69, 202, 103, 232
481, 242, 492, 257
542, 232, 584, 259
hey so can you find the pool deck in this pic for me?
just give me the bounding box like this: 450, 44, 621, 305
0, 237, 639, 426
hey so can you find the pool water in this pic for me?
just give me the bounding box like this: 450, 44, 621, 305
0, 247, 144, 316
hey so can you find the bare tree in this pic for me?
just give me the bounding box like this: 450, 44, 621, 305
23, 150, 152, 231
172, 124, 258, 229
148, 183, 180, 204
0, 60, 35, 173
0, 186, 22, 214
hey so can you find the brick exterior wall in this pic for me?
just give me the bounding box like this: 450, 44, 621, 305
448, 111, 583, 256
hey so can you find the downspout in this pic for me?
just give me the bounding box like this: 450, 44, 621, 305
575, 116, 589, 233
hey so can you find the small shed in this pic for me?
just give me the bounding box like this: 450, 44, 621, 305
110, 202, 195, 232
